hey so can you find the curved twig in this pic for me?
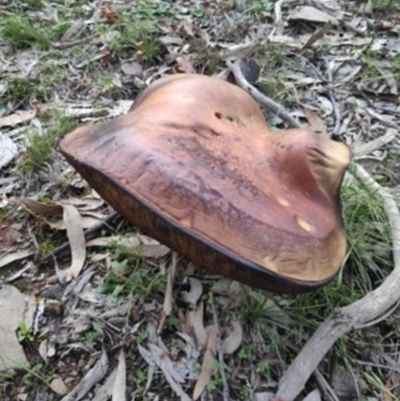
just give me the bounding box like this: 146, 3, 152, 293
228, 58, 400, 401
227, 60, 302, 129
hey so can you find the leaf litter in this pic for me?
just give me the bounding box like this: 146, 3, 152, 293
1, 0, 400, 400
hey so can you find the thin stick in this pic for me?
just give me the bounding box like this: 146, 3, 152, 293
229, 57, 400, 401
39, 211, 120, 264
227, 60, 302, 129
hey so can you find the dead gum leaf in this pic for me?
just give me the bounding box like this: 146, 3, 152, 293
62, 204, 86, 280
222, 321, 243, 355
181, 277, 203, 305
193, 326, 218, 400
112, 350, 126, 401
192, 301, 208, 348
0, 110, 36, 128
19, 198, 63, 216
0, 251, 33, 269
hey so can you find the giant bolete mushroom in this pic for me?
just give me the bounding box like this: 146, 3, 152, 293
60, 74, 351, 293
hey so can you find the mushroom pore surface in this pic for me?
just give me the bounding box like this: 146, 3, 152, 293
60, 74, 351, 293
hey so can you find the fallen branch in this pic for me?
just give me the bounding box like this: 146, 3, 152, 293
228, 57, 400, 401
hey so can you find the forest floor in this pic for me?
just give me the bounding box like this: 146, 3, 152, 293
1, 0, 400, 400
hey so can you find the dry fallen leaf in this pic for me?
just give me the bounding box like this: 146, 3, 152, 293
92, 367, 118, 401
51, 377, 68, 396
0, 251, 33, 269
0, 134, 18, 169
148, 343, 191, 401
112, 350, 126, 401
353, 129, 396, 158
61, 348, 109, 401
121, 61, 143, 78
62, 204, 86, 280
222, 321, 243, 355
211, 278, 241, 308
19, 198, 63, 216
181, 277, 203, 305
0, 110, 36, 128
289, 6, 338, 23
189, 301, 208, 348
193, 326, 219, 400
158, 253, 178, 334
48, 216, 102, 231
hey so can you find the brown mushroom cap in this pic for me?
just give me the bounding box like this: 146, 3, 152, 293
60, 74, 351, 293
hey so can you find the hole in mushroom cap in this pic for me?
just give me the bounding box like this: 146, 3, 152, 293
214, 112, 235, 123
295, 215, 313, 232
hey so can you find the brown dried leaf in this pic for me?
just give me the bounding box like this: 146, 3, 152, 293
0, 110, 36, 128
101, 3, 118, 24
19, 198, 63, 216
193, 326, 218, 400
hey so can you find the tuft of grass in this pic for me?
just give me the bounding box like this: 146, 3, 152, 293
342, 175, 393, 284
97, 13, 160, 61
2, 16, 52, 50
96, 257, 165, 305
18, 0, 44, 8
369, 0, 398, 14
2, 78, 43, 105
18, 111, 76, 173
1, 13, 71, 51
